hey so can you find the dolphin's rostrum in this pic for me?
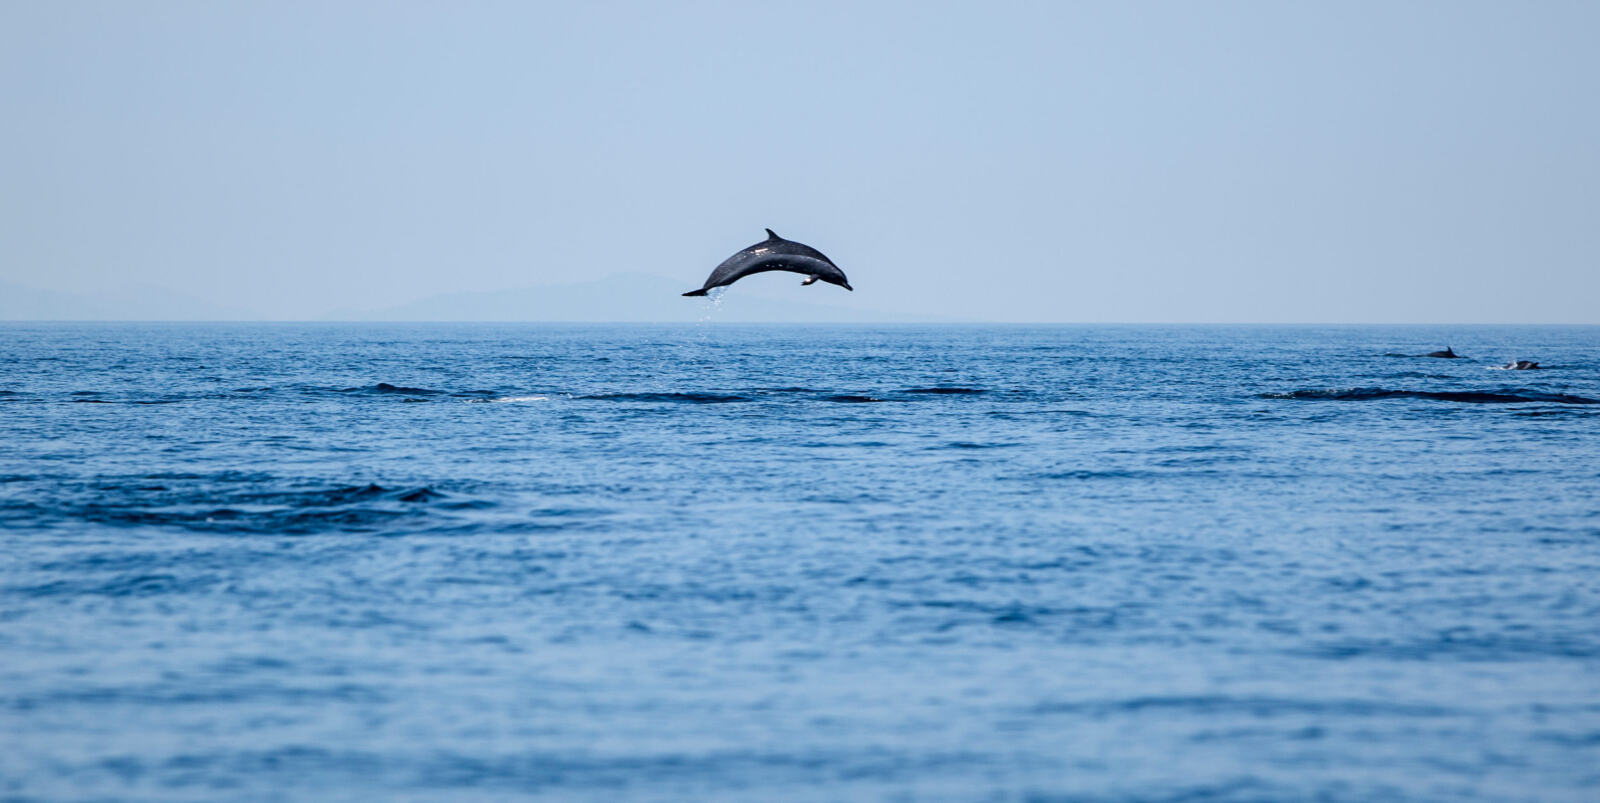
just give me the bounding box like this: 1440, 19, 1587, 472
683, 229, 852, 297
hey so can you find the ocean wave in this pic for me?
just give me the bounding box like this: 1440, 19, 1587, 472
2, 481, 463, 535
337, 383, 445, 396
1029, 695, 1457, 718
820, 394, 887, 403
903, 387, 986, 395
581, 392, 750, 403
1261, 387, 1600, 405
70, 397, 188, 405
1023, 469, 1152, 480
1298, 634, 1600, 661
465, 395, 550, 403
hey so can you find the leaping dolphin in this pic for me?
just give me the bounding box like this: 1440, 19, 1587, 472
683, 229, 852, 297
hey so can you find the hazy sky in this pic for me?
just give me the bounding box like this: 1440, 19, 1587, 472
2, 1, 1596, 322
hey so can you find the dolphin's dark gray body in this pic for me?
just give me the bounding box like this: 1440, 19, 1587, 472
1426, 347, 1461, 358
683, 229, 852, 296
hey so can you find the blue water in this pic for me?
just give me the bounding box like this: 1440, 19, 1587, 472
3, 323, 1598, 801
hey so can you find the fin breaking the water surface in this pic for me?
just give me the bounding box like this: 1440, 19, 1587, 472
369, 383, 444, 395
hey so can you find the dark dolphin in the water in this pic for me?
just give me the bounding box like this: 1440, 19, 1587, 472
1425, 346, 1462, 358
1502, 360, 1541, 370
683, 229, 852, 297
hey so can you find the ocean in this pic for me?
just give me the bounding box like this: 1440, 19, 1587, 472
2, 322, 1597, 801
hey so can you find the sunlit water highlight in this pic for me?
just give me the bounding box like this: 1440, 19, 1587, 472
2, 323, 1598, 801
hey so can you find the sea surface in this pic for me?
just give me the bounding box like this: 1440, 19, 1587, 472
2, 323, 1598, 802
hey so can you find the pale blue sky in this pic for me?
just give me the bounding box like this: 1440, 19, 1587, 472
2, 1, 1596, 322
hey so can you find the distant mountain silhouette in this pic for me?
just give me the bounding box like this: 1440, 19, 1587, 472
1, 273, 952, 323
320, 273, 951, 323
0, 280, 261, 321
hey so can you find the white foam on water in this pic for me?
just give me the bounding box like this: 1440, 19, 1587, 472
466, 395, 550, 403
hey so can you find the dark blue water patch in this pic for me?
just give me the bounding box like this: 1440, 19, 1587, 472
39, 745, 1003, 796
1020, 469, 1153, 481
1532, 731, 1600, 747
438, 498, 499, 511
462, 393, 554, 404
235, 483, 389, 505
76, 397, 184, 405
4, 681, 386, 711
12, 572, 219, 599
77, 504, 410, 534
396, 488, 445, 503
903, 387, 987, 395
581, 392, 751, 403
820, 394, 888, 403
1, 480, 465, 535
1262, 387, 1600, 404
1297, 634, 1600, 661
141, 470, 275, 482
1028, 695, 1459, 719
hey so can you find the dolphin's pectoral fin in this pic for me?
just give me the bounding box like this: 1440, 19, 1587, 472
801, 275, 819, 286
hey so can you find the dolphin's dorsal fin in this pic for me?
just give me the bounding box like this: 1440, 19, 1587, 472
765, 228, 782, 241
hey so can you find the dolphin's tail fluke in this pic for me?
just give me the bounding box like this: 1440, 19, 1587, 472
682, 288, 710, 297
